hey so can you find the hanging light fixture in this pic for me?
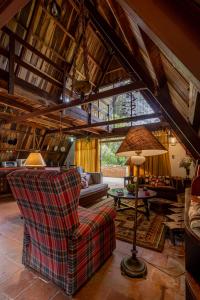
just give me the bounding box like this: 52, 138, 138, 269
168, 130, 177, 146
24, 128, 46, 168
59, 111, 66, 152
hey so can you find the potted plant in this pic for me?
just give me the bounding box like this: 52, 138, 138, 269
126, 183, 136, 194
179, 156, 193, 178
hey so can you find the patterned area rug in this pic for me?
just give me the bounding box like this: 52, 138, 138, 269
92, 198, 166, 252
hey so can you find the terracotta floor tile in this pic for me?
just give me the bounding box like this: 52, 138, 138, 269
0, 268, 37, 299
14, 278, 58, 300
0, 197, 185, 300
0, 255, 23, 285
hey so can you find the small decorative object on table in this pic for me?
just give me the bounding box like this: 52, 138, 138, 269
179, 156, 192, 178
116, 189, 124, 196
126, 183, 136, 195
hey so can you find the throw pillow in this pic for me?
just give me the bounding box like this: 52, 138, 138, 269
87, 173, 94, 185
81, 176, 88, 189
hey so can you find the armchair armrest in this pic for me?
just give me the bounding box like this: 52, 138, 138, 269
72, 206, 116, 241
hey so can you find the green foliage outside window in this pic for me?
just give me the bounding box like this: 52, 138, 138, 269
101, 142, 126, 166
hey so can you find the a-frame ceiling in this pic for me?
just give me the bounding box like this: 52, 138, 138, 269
0, 0, 200, 159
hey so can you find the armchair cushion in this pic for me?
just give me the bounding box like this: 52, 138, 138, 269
73, 206, 116, 240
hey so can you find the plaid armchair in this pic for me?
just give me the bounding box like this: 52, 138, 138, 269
7, 169, 116, 295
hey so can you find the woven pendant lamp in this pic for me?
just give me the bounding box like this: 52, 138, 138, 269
116, 126, 167, 278
116, 126, 167, 157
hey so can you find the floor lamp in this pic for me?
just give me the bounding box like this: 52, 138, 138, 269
116, 126, 167, 278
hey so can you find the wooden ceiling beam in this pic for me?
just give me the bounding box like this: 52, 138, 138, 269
49, 112, 161, 134
139, 21, 200, 151
0, 0, 30, 29
146, 88, 200, 158
93, 54, 114, 92
76, 121, 169, 139
0, 111, 59, 129
0, 47, 64, 90
188, 83, 200, 133
3, 27, 65, 74
118, 0, 200, 90
139, 29, 167, 89
2, 27, 94, 95
0, 113, 46, 130
101, 1, 160, 115
15, 0, 40, 77
4, 81, 146, 123
41, 3, 103, 72
84, 1, 154, 89
85, 1, 200, 159
0, 68, 60, 104
0, 91, 72, 127
0, 91, 104, 134
105, 0, 138, 55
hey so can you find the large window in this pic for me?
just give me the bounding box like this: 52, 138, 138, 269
101, 140, 126, 167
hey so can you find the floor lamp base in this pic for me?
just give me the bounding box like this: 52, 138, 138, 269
121, 256, 147, 278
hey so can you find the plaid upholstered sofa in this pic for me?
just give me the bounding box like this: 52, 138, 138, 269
7, 169, 116, 295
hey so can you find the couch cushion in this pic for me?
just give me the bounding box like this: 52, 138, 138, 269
80, 183, 108, 198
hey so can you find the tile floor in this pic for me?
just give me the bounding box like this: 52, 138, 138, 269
0, 196, 185, 300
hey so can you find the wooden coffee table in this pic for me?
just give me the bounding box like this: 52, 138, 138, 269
107, 188, 157, 220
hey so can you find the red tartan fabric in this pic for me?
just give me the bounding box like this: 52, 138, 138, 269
7, 169, 116, 295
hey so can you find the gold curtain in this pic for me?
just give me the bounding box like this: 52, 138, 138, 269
132, 130, 171, 176
75, 138, 100, 172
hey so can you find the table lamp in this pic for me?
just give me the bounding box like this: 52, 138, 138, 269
116, 126, 167, 278
24, 128, 46, 168
24, 152, 46, 168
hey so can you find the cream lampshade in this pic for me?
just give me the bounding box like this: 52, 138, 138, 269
24, 152, 46, 167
